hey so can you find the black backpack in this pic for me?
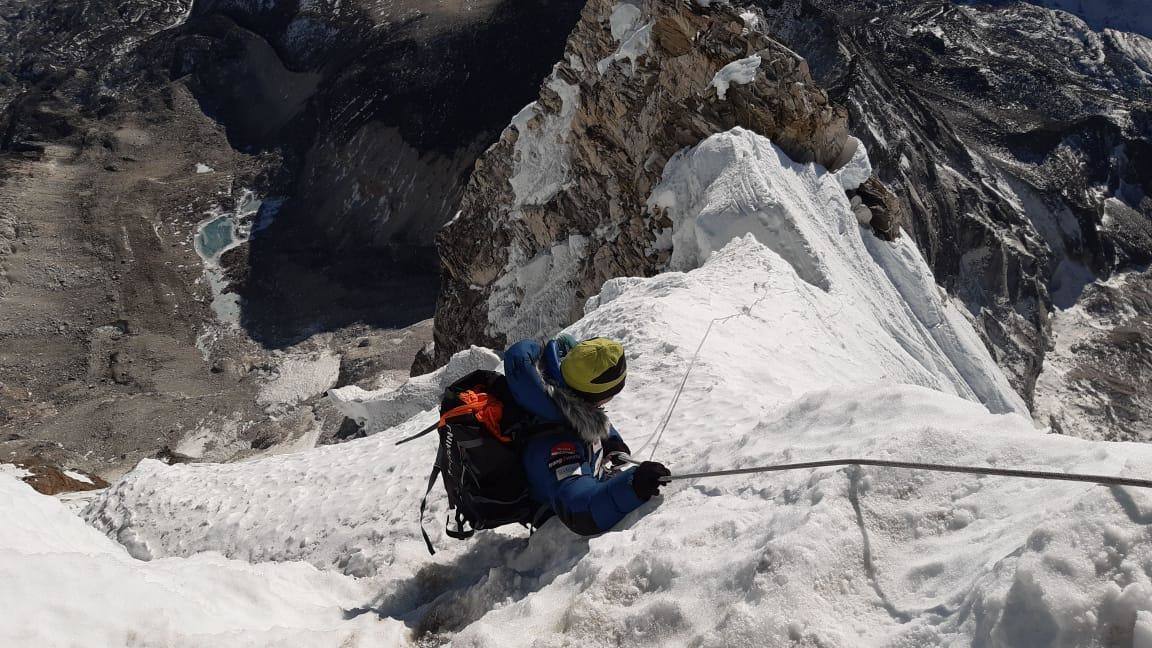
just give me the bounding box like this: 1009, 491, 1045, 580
396, 369, 551, 554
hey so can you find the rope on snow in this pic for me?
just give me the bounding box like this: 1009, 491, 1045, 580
615, 283, 1152, 491
618, 455, 1152, 490
632, 285, 776, 460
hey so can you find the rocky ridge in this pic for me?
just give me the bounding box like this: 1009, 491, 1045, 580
432, 0, 904, 362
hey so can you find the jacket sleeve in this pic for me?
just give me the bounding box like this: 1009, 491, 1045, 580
504, 339, 565, 421
523, 432, 646, 536
602, 425, 630, 458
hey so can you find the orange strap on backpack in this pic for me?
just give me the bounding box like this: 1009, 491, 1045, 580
438, 389, 509, 442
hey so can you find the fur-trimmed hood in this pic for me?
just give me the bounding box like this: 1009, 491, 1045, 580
545, 383, 611, 444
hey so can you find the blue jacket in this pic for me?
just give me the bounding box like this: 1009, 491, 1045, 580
504, 339, 645, 535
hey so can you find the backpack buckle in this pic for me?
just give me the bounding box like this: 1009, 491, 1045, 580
444, 510, 474, 540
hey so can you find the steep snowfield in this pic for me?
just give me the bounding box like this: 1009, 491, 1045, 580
649, 129, 1025, 417
0, 473, 393, 647
9, 127, 1152, 645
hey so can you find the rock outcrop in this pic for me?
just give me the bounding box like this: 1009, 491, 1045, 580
3, 457, 108, 496
433, 0, 899, 360
1035, 269, 1152, 440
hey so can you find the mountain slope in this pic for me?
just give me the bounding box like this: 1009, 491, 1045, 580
63, 129, 1152, 646
750, 0, 1152, 433
163, 0, 587, 342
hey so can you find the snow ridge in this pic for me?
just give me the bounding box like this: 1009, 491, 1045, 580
649, 128, 1026, 415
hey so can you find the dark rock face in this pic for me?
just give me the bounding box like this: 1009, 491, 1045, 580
162, 0, 587, 344
3, 0, 588, 347
741, 1, 1152, 417
0, 0, 191, 148
432, 0, 887, 363
174, 0, 589, 247
1035, 269, 1152, 440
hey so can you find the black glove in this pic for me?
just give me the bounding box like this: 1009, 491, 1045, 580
602, 435, 632, 467
631, 461, 671, 501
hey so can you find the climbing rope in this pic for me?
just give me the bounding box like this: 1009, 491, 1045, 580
619, 455, 1152, 489
616, 284, 1152, 492
632, 285, 775, 460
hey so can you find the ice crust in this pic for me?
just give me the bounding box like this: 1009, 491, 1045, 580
10, 128, 1152, 646
711, 54, 761, 100
835, 137, 873, 191
487, 233, 590, 342
508, 73, 580, 206
256, 350, 341, 407
598, 3, 652, 75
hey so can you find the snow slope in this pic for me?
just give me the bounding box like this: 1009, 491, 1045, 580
0, 473, 395, 647
21, 127, 1152, 646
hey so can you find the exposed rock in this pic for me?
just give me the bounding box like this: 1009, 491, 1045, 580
210, 357, 244, 378
851, 177, 902, 241
410, 342, 438, 377
4, 456, 108, 495
433, 0, 893, 361
333, 319, 434, 387
107, 352, 134, 386
1035, 269, 1152, 441
154, 446, 199, 466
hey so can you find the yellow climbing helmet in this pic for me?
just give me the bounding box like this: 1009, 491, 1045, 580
560, 337, 627, 401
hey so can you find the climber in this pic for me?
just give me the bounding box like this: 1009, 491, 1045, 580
504, 334, 671, 535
